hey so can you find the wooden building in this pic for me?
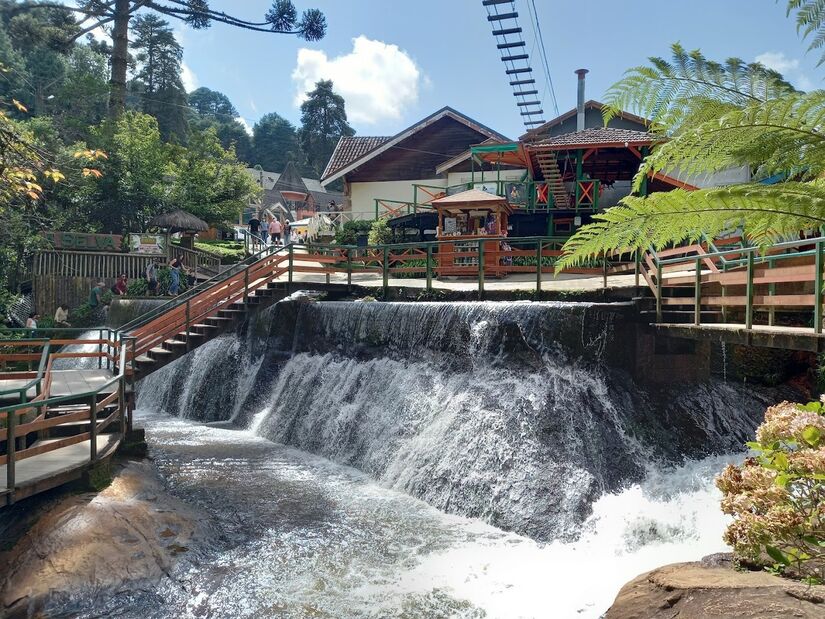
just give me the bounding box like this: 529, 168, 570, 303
320, 107, 510, 220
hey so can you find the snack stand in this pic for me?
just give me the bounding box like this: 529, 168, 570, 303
431, 189, 513, 277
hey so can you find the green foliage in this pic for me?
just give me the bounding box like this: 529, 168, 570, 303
557, 182, 825, 269
788, 1, 825, 66
717, 399, 825, 583
167, 127, 260, 227
194, 240, 245, 264
298, 80, 354, 176
335, 220, 372, 245
367, 219, 392, 246
126, 277, 148, 296
252, 112, 303, 172
188, 87, 237, 122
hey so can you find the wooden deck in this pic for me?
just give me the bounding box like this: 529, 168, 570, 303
0, 434, 118, 496
0, 369, 122, 406
655, 322, 825, 352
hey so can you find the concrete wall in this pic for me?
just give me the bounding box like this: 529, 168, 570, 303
349, 179, 445, 220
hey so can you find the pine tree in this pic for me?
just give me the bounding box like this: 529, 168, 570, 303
298, 80, 354, 176
252, 112, 301, 172
130, 14, 187, 141
7, 1, 326, 119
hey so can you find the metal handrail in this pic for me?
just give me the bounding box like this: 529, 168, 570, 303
0, 340, 50, 399
117, 243, 289, 333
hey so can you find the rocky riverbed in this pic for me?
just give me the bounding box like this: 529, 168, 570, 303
0, 460, 212, 618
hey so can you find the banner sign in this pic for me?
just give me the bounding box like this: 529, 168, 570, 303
43, 231, 122, 252
129, 233, 167, 255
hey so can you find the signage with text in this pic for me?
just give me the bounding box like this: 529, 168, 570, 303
43, 231, 122, 252
129, 233, 167, 255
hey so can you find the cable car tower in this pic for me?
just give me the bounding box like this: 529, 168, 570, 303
482, 0, 558, 132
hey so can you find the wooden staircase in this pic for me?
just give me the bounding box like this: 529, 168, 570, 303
121, 247, 292, 380
533, 151, 570, 208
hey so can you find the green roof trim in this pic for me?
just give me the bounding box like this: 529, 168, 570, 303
470, 143, 520, 154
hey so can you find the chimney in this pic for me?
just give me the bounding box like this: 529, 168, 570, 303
575, 68, 589, 132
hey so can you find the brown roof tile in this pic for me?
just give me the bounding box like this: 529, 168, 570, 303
322, 136, 391, 181
530, 127, 656, 149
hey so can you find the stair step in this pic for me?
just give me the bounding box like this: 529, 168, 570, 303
148, 347, 174, 358
174, 331, 205, 342
206, 316, 234, 324
190, 323, 218, 332
163, 339, 187, 349
135, 355, 155, 364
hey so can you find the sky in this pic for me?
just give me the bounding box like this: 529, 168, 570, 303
80, 0, 823, 140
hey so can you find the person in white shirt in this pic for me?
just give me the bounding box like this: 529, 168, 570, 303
26, 312, 39, 329
54, 304, 71, 327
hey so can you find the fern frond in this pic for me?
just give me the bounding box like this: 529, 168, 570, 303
557, 182, 825, 270
633, 91, 825, 190
788, 0, 825, 65
603, 43, 796, 129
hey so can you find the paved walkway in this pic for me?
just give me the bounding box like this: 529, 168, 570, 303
0, 369, 116, 406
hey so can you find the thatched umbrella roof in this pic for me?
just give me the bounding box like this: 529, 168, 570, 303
147, 209, 209, 233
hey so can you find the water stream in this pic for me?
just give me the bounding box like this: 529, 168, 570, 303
50, 298, 798, 616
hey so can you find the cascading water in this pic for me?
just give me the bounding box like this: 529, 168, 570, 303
128, 297, 800, 617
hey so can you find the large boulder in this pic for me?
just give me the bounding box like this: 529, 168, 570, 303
607, 555, 825, 618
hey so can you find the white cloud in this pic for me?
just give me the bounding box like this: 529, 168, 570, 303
755, 51, 799, 74
755, 51, 814, 91
291, 36, 423, 125
181, 62, 198, 93
238, 117, 254, 136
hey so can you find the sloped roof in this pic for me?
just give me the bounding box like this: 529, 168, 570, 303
519, 100, 650, 141
530, 127, 656, 150
272, 161, 309, 195
320, 107, 510, 185
322, 136, 391, 181
431, 188, 506, 205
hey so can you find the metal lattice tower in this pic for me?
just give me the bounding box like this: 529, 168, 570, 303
482, 0, 545, 131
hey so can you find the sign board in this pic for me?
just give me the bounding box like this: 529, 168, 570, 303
505, 183, 527, 205
443, 217, 457, 234
129, 233, 167, 255
43, 231, 122, 252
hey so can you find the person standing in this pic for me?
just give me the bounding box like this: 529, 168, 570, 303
283, 222, 291, 245
168, 258, 183, 295
269, 217, 282, 245
248, 214, 261, 250
260, 216, 269, 246
89, 282, 105, 308
146, 259, 158, 296
26, 312, 39, 329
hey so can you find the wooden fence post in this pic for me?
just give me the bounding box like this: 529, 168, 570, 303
426, 244, 433, 292
478, 240, 485, 300
816, 241, 823, 334
89, 395, 97, 462
7, 406, 16, 497
694, 257, 701, 326
535, 240, 542, 293
382, 246, 389, 298
346, 249, 352, 290
745, 251, 755, 330
656, 261, 663, 322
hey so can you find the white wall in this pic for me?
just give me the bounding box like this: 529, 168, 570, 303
349, 179, 446, 220
446, 169, 527, 187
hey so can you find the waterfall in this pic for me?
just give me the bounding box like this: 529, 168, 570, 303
137, 298, 794, 542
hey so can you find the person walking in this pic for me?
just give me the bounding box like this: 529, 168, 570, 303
248, 214, 261, 250
89, 281, 105, 308
168, 257, 183, 295
260, 216, 269, 246
283, 222, 291, 245
269, 217, 282, 245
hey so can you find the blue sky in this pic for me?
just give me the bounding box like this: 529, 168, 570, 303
94, 1, 823, 138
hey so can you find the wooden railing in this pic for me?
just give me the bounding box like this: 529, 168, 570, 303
0, 332, 128, 503
169, 244, 222, 279
640, 236, 825, 331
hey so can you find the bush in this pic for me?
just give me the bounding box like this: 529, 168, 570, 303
335, 220, 372, 245
716, 399, 825, 583
69, 302, 106, 328
368, 219, 392, 246
127, 278, 148, 296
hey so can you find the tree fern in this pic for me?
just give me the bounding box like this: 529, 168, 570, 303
788, 0, 825, 65
557, 182, 825, 270
635, 91, 825, 188
602, 43, 796, 130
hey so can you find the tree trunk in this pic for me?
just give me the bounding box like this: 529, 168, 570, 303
108, 0, 131, 119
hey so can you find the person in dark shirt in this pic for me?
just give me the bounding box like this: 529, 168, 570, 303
248, 215, 261, 249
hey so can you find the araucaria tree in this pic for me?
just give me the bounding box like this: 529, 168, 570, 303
8, 0, 327, 118
299, 80, 354, 176
558, 2, 825, 269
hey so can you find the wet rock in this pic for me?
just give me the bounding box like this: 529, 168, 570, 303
0, 460, 211, 618
606, 559, 825, 618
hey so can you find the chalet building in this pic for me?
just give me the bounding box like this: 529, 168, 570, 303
320, 107, 514, 220
244, 162, 346, 224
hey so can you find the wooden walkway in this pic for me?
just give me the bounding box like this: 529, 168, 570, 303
656, 323, 825, 352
